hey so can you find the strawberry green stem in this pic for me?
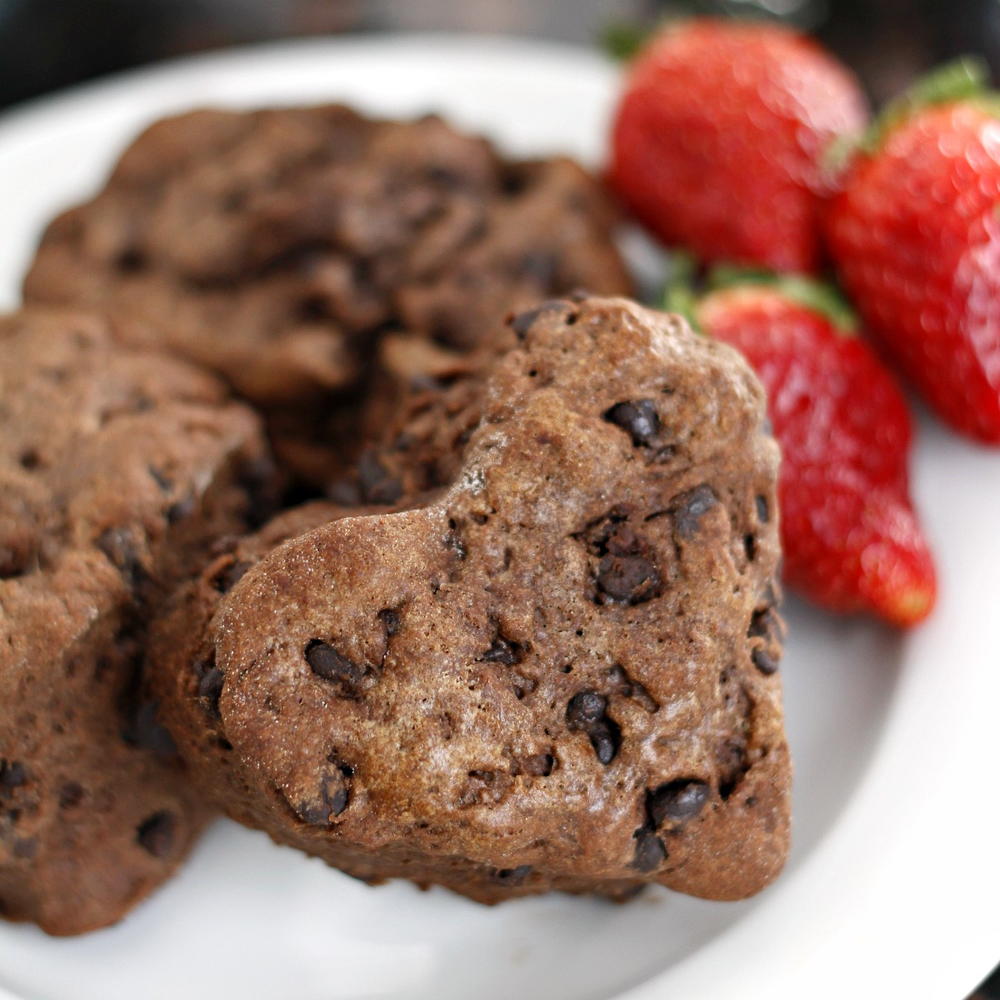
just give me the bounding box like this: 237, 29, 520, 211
706, 266, 858, 334
864, 56, 992, 150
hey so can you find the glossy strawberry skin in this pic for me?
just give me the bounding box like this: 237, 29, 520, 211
826, 102, 1000, 443
609, 20, 868, 273
698, 287, 936, 626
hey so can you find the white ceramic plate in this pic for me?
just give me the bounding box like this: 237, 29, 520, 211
0, 34, 998, 1000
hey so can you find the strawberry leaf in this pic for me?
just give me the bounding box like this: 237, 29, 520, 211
864, 56, 992, 151
707, 266, 858, 334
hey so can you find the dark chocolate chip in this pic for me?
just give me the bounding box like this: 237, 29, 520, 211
752, 648, 780, 675
648, 780, 710, 827
136, 811, 176, 858
630, 827, 666, 872
357, 449, 402, 505
96, 527, 147, 589
603, 400, 660, 447
744, 533, 758, 562
18, 449, 41, 470
305, 640, 366, 697
294, 766, 352, 827
597, 551, 661, 605
121, 700, 178, 758
378, 608, 401, 635
566, 690, 607, 728
482, 634, 524, 665
508, 299, 567, 338
755, 495, 770, 523
566, 691, 621, 765
58, 782, 84, 809
0, 761, 27, 794
197, 667, 225, 714
590, 522, 662, 605
492, 864, 532, 886
671, 485, 718, 540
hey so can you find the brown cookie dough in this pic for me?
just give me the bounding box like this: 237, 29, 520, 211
0, 309, 272, 935
151, 297, 790, 904
23, 106, 632, 485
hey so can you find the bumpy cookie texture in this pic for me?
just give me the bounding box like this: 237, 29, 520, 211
23, 107, 631, 417
153, 297, 789, 903
0, 309, 270, 935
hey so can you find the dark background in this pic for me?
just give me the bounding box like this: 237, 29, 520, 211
1, 0, 1000, 111
0, 0, 997, 995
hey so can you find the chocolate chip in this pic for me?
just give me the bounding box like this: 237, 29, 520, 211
671, 485, 718, 540
752, 649, 780, 675
58, 782, 84, 809
755, 495, 770, 523
508, 299, 567, 338
121, 700, 178, 758
482, 633, 524, 665
492, 864, 532, 886
378, 608, 401, 635
212, 559, 251, 593
592, 522, 661, 605
357, 449, 402, 505
630, 827, 666, 872
197, 667, 225, 714
305, 640, 366, 697
648, 780, 710, 826
18, 448, 41, 470
566, 691, 621, 765
603, 400, 660, 446
605, 665, 658, 713
136, 811, 176, 858
96, 527, 147, 589
293, 766, 352, 827
597, 551, 661, 605
0, 761, 27, 794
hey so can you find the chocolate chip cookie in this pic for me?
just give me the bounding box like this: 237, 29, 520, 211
23, 107, 632, 482
0, 308, 271, 935
150, 297, 790, 904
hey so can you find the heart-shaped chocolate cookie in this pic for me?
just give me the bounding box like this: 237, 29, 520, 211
152, 297, 789, 902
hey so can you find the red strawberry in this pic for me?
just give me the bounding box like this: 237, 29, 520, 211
609, 19, 868, 273
688, 272, 936, 626
826, 59, 1000, 443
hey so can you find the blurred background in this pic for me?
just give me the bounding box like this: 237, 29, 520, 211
1, 0, 1000, 111
0, 0, 997, 995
